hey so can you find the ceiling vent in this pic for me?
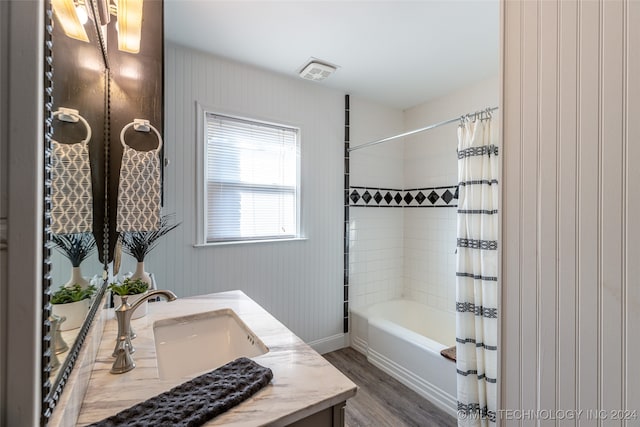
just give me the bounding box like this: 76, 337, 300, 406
298, 60, 337, 82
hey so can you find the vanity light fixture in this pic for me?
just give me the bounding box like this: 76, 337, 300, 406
52, 0, 144, 54
115, 0, 144, 53
51, 0, 90, 42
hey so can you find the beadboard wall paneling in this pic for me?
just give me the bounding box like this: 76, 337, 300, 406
502, 0, 640, 422
626, 0, 640, 412
124, 43, 347, 347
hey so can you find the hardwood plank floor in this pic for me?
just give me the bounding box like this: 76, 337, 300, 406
324, 348, 456, 427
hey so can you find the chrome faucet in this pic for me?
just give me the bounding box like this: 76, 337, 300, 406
110, 290, 177, 374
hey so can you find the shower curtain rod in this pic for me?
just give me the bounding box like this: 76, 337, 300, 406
347, 106, 499, 152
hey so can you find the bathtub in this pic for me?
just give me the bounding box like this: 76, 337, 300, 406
350, 299, 457, 417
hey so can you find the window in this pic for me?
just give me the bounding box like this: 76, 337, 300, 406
203, 112, 300, 243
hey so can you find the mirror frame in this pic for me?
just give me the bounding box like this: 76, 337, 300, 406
41, 0, 110, 422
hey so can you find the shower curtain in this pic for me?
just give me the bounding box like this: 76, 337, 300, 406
455, 115, 499, 426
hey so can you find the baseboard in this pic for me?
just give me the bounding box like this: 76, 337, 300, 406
368, 348, 457, 418
350, 335, 368, 355
308, 333, 350, 355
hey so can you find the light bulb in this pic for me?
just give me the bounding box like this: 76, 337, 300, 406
76, 4, 88, 25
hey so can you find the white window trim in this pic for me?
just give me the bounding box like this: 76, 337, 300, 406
194, 102, 302, 246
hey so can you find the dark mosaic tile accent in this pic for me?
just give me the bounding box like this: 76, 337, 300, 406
348, 185, 458, 208
442, 189, 454, 204
374, 191, 383, 204
427, 190, 440, 204
404, 193, 414, 204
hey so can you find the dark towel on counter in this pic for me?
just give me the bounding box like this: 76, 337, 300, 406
89, 357, 273, 427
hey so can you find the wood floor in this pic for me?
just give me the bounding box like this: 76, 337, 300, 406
324, 348, 456, 427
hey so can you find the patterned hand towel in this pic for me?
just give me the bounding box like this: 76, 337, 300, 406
88, 357, 273, 427
51, 140, 93, 234
116, 145, 161, 232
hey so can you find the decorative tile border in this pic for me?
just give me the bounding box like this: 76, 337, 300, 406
349, 185, 458, 207
343, 95, 350, 334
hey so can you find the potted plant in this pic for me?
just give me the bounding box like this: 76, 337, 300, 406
51, 232, 97, 289
51, 283, 96, 331
109, 278, 150, 319
120, 214, 180, 285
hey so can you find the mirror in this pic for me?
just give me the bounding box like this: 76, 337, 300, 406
43, 0, 109, 417
42, 0, 164, 421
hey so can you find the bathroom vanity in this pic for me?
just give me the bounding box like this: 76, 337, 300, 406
72, 290, 356, 426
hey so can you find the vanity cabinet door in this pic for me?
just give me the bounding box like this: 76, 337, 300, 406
287, 401, 346, 427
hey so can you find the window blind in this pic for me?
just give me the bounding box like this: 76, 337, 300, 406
205, 113, 299, 242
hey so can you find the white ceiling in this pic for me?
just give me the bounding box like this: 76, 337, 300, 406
164, 1, 500, 110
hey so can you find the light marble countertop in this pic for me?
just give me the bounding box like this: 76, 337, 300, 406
76, 290, 357, 426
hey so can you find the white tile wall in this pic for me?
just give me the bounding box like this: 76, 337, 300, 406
348, 208, 403, 310
402, 208, 457, 312
349, 96, 404, 189
403, 76, 499, 190
348, 77, 498, 313
347, 97, 404, 310
401, 77, 498, 313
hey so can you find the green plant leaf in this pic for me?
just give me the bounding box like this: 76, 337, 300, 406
51, 284, 96, 304
108, 278, 149, 296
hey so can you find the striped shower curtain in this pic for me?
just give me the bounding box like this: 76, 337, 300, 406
455, 115, 499, 426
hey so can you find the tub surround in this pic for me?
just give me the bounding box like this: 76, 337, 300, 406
350, 299, 457, 417
76, 290, 357, 426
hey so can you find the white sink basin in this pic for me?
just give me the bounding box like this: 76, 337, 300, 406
153, 309, 269, 380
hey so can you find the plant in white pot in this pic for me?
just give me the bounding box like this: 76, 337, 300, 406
51, 232, 97, 289
120, 214, 180, 285
51, 283, 96, 331
109, 278, 150, 319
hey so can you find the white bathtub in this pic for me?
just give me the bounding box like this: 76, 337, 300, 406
350, 299, 457, 417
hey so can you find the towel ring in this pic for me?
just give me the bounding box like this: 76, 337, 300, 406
53, 108, 92, 144
120, 119, 163, 153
